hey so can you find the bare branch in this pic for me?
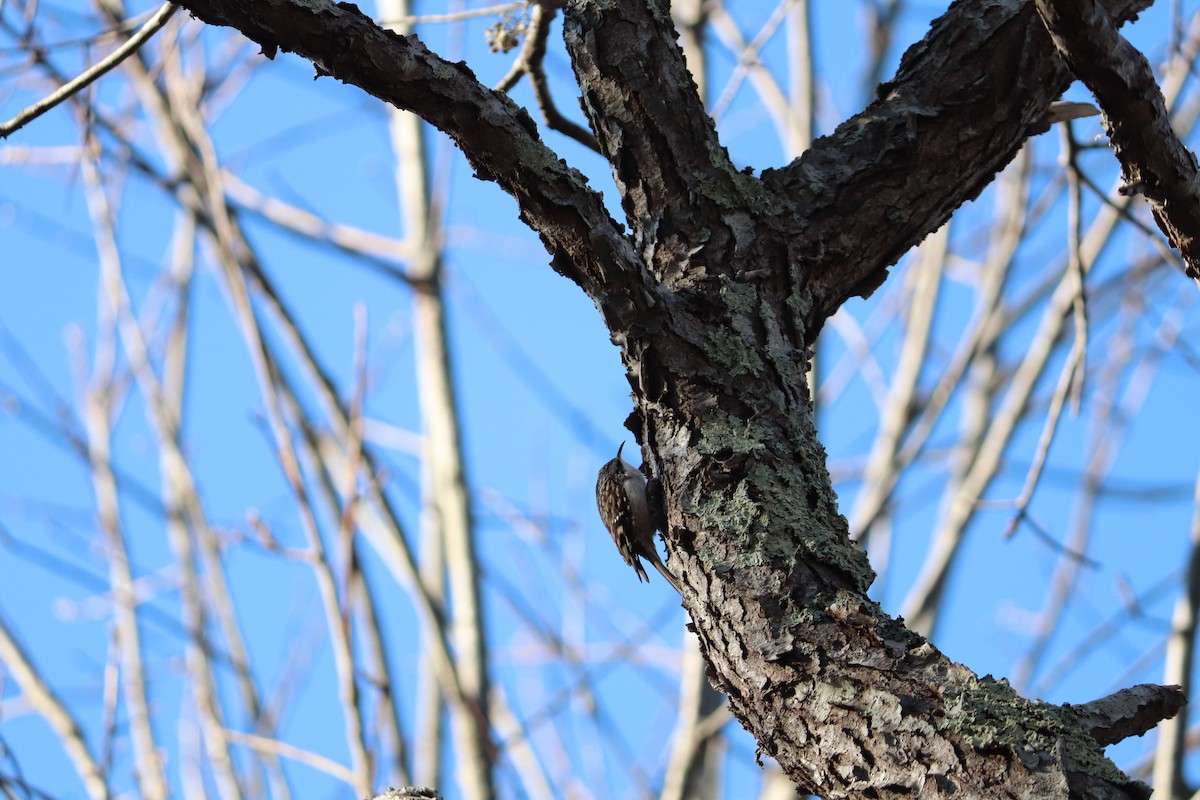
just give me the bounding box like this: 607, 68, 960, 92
494, 3, 600, 152
1035, 0, 1200, 277
0, 3, 177, 138
1073, 684, 1187, 746
172, 0, 636, 299
0, 617, 109, 800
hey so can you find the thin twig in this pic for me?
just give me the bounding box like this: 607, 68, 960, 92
493, 3, 599, 151
0, 2, 178, 138
0, 616, 109, 800
224, 729, 358, 785
80, 147, 169, 800
379, 1, 525, 27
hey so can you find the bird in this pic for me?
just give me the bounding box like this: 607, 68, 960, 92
595, 443, 681, 592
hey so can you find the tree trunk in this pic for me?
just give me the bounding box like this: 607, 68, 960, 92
168, 0, 1186, 796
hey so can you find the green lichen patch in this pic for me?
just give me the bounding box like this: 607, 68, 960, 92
690, 413, 872, 590
717, 277, 758, 315
939, 676, 1127, 785
695, 411, 768, 458
706, 327, 765, 378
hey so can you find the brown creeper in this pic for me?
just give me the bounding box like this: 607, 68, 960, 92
596, 443, 681, 592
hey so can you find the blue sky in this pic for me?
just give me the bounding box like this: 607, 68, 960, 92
2, 0, 1200, 796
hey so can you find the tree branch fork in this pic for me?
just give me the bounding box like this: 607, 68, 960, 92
160, 0, 1186, 796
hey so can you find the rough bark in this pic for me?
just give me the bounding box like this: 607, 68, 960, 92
168, 0, 1184, 796
1035, 0, 1200, 277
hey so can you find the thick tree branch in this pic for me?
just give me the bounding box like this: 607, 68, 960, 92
761, 0, 1153, 327
1071, 684, 1186, 747
564, 0, 753, 266
563, 0, 1156, 338
172, 0, 653, 317
1035, 0, 1200, 277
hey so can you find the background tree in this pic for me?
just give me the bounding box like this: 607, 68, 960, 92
2, 0, 1200, 798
